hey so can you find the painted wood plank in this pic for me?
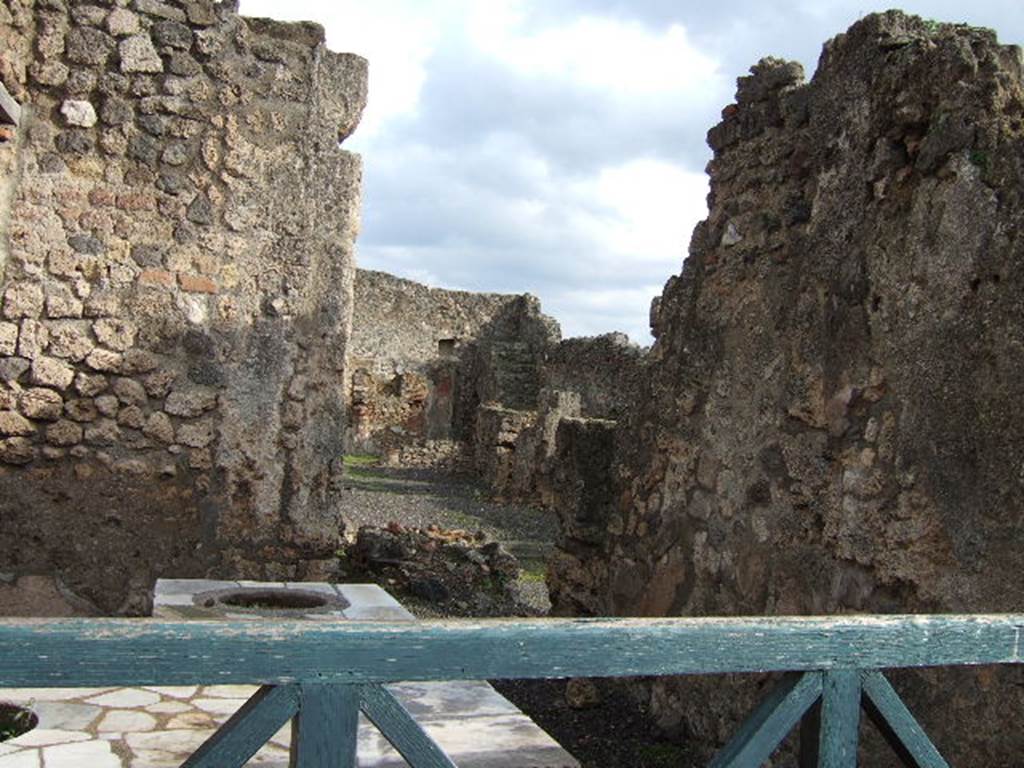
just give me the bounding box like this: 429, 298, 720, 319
359, 683, 458, 768
181, 684, 299, 768
861, 671, 950, 768
290, 684, 359, 768
818, 670, 861, 768
709, 672, 822, 768
0, 614, 1022, 687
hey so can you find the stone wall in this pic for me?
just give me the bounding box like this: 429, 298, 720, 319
545, 415, 617, 616
475, 389, 586, 506
0, 0, 366, 613
549, 12, 1024, 764
347, 268, 559, 460
542, 333, 645, 420
348, 268, 648, 507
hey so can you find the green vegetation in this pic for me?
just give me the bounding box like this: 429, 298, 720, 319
519, 559, 547, 583
342, 454, 388, 484
345, 475, 400, 493
343, 454, 380, 468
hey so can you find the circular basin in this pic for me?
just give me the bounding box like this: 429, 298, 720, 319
0, 703, 37, 743
194, 586, 348, 615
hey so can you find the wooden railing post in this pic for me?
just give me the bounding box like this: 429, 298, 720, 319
818, 670, 862, 767
289, 684, 359, 768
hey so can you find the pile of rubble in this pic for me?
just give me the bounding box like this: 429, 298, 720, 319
339, 522, 526, 616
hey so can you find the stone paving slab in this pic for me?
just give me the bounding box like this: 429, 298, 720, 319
0, 682, 578, 767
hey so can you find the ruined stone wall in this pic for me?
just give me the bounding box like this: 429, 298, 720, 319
0, 2, 35, 279
546, 415, 616, 616
549, 12, 1024, 764
0, 0, 366, 613
350, 269, 522, 374
347, 268, 559, 461
471, 333, 645, 504
348, 268, 516, 456
473, 389, 572, 501
542, 332, 646, 420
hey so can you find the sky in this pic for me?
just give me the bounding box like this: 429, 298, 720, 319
239, 0, 1023, 343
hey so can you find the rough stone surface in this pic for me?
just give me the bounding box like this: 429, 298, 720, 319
0, 322, 17, 356
549, 12, 1024, 766
21, 389, 64, 421
60, 99, 97, 128
117, 34, 162, 73
0, 436, 34, 464
347, 525, 522, 615
0, 410, 35, 436
48, 323, 94, 362
142, 411, 174, 444
347, 269, 560, 461
93, 318, 136, 351
0, 574, 96, 617
106, 9, 141, 37
0, 1, 369, 613
163, 388, 215, 417
542, 333, 646, 421
3, 282, 44, 319
31, 357, 75, 390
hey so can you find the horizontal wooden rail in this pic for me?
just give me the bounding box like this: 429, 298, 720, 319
0, 613, 1021, 688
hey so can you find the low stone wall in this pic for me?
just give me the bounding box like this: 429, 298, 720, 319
0, 0, 366, 612
546, 416, 617, 617
543, 333, 646, 420
383, 439, 470, 472
473, 404, 536, 496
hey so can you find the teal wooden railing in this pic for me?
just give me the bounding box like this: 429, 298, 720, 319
1, 613, 1020, 767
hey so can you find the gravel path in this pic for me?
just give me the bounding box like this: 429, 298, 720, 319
339, 464, 558, 555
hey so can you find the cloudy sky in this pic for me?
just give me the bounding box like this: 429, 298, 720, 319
239, 0, 1022, 342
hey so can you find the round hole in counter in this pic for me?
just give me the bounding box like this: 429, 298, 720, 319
218, 589, 329, 611
0, 703, 38, 742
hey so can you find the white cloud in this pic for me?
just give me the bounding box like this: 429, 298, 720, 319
580, 158, 707, 267
241, 1, 1024, 344
548, 284, 665, 341
237, 0, 726, 342
468, 8, 723, 99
